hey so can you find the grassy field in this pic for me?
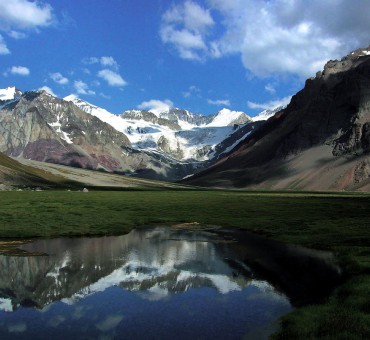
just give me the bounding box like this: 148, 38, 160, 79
0, 189, 369, 338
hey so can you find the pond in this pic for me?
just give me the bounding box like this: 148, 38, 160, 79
0, 225, 341, 339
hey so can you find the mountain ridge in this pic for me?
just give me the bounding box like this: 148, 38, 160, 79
183, 46, 370, 191
0, 89, 260, 182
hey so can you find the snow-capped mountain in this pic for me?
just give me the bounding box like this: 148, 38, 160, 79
65, 95, 253, 162
207, 108, 251, 127
0, 87, 267, 181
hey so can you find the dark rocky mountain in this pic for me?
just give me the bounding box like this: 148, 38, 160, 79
183, 46, 370, 191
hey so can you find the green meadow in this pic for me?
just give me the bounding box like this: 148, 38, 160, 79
1, 189, 370, 338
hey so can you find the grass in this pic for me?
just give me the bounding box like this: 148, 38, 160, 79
0, 189, 370, 338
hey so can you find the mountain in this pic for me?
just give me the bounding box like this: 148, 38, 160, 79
0, 91, 202, 181
67, 95, 253, 163
0, 89, 257, 181
183, 46, 370, 191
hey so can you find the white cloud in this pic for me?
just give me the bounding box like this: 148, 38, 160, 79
100, 93, 111, 100
82, 57, 99, 65
73, 80, 95, 95
207, 99, 230, 106
10, 65, 30, 76
160, 1, 214, 61
98, 69, 126, 87
49, 72, 68, 85
100, 56, 118, 69
137, 99, 174, 115
0, 34, 10, 54
8, 30, 26, 39
183, 85, 201, 98
213, 0, 370, 77
163, 1, 214, 33
264, 83, 276, 95
0, 0, 53, 31
161, 0, 370, 77
83, 56, 119, 69
39, 85, 56, 96
247, 96, 292, 111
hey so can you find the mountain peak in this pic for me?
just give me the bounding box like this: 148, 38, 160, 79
64, 94, 79, 102
207, 108, 250, 127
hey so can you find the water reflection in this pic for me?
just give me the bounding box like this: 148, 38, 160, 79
0, 226, 340, 339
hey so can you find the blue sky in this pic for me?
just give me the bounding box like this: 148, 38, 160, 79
0, 0, 369, 116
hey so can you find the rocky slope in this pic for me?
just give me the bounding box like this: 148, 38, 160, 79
183, 46, 370, 191
0, 151, 66, 189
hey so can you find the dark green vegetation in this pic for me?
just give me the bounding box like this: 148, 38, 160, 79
0, 190, 369, 338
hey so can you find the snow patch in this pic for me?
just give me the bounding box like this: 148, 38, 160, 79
48, 113, 73, 144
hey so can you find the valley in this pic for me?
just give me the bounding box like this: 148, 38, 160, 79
0, 34, 370, 340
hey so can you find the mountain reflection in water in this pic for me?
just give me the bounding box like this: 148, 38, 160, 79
0, 226, 340, 339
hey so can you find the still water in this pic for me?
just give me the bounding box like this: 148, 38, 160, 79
0, 226, 341, 339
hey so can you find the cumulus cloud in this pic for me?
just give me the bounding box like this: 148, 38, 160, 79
100, 56, 119, 69
0, 0, 53, 31
161, 0, 370, 77
49, 72, 69, 85
0, 34, 10, 54
137, 99, 174, 115
207, 99, 230, 106
160, 1, 214, 60
247, 96, 292, 111
39, 85, 57, 96
73, 80, 95, 95
98, 69, 126, 87
9, 65, 30, 76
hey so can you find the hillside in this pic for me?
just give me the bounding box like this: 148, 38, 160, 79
183, 46, 370, 191
0, 151, 65, 189
0, 151, 195, 190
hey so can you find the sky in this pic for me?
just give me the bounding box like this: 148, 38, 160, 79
0, 0, 369, 116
